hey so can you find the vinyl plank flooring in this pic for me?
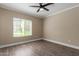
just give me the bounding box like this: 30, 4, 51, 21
0, 40, 79, 56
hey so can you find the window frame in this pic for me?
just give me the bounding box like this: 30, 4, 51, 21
13, 17, 32, 37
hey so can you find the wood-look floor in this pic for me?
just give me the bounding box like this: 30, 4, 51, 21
0, 40, 79, 56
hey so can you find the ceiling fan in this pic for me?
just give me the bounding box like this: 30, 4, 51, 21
30, 3, 54, 12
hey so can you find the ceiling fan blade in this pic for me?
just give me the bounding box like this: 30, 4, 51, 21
30, 6, 40, 7
43, 3, 54, 7
37, 8, 40, 12
43, 7, 49, 11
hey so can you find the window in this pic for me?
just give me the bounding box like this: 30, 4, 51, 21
13, 17, 32, 37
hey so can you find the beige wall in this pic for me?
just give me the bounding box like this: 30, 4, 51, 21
1, 5, 79, 47
44, 6, 79, 46
0, 8, 43, 45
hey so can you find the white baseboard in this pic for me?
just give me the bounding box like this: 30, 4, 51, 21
0, 38, 42, 48
1, 38, 79, 50
44, 39, 79, 50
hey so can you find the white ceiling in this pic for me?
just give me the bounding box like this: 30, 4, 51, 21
0, 3, 79, 19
